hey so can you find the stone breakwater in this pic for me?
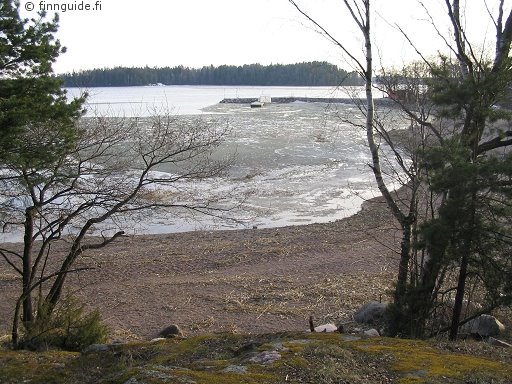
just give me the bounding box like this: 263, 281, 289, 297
219, 97, 397, 107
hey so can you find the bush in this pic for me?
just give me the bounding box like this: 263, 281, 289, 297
22, 298, 108, 351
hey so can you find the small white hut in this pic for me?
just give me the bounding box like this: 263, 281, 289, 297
251, 95, 272, 108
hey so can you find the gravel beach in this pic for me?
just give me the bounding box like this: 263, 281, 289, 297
0, 192, 401, 341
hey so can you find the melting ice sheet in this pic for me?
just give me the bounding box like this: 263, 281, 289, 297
126, 102, 389, 235
1, 101, 406, 241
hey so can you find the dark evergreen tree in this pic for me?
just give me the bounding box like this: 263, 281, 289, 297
0, 0, 85, 166
0, 0, 85, 331
380, 4, 512, 339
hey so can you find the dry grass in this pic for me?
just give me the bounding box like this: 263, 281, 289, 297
0, 272, 18, 282
220, 272, 394, 326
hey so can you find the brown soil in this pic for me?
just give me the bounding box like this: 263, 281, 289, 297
0, 195, 401, 342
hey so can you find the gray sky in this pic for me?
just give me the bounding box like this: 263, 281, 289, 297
19, 0, 509, 73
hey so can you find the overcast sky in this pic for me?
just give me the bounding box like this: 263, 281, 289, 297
19, 0, 510, 73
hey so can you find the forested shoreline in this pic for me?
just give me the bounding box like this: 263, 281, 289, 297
60, 61, 363, 87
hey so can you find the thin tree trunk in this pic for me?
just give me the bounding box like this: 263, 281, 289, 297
450, 252, 469, 339
395, 222, 412, 303
416, 225, 451, 337
44, 229, 125, 314
449, 188, 476, 340
358, 0, 413, 316
22, 207, 35, 324
12, 297, 23, 348
44, 247, 82, 314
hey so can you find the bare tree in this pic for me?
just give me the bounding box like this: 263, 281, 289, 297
0, 111, 232, 346
289, 0, 421, 321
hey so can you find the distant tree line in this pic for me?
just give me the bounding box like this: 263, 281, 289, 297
60, 62, 363, 87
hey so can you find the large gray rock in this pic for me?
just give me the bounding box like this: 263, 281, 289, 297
158, 324, 184, 338
354, 302, 388, 325
461, 315, 505, 337
364, 329, 381, 337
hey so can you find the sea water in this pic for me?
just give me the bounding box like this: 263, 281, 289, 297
2, 86, 404, 240
128, 101, 382, 234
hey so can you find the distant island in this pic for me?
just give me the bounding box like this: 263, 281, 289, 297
60, 62, 364, 88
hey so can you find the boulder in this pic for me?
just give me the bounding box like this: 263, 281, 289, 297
313, 323, 339, 333
461, 315, 505, 337
158, 324, 184, 338
354, 302, 388, 325
363, 329, 380, 337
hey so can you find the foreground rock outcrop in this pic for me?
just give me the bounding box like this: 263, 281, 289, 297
3, 332, 511, 383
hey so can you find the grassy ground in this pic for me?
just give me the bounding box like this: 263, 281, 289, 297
1, 332, 511, 384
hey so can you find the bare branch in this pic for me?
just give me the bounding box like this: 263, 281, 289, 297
343, 0, 366, 32
493, 1, 512, 70
29, 267, 94, 295
477, 131, 512, 154
0, 249, 22, 275
484, 0, 499, 29
417, 1, 459, 61
82, 230, 126, 251
287, 0, 366, 75
444, 0, 475, 75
